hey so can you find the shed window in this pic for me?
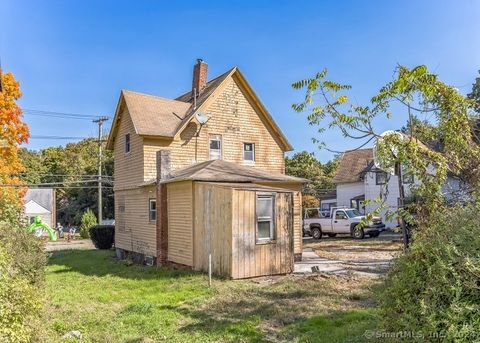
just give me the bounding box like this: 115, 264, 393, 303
376, 171, 388, 185
209, 135, 222, 160
149, 199, 156, 221
256, 194, 275, 242
125, 133, 131, 153
243, 143, 255, 161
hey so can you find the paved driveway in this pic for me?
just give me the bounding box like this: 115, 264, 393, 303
294, 232, 403, 277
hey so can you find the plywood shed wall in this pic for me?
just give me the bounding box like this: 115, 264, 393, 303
193, 182, 294, 279
193, 183, 233, 275
256, 182, 302, 258
231, 189, 293, 278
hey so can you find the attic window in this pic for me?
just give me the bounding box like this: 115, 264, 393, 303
209, 135, 222, 160
243, 143, 255, 161
125, 134, 131, 153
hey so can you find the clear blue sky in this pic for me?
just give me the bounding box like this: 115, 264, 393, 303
1, 0, 479, 162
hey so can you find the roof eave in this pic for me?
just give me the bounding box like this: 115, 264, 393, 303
106, 90, 141, 150
232, 68, 293, 152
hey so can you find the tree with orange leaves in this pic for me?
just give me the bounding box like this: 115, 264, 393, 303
0, 70, 30, 220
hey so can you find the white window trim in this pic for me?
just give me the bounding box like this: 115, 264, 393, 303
148, 198, 156, 222
209, 135, 222, 160
255, 193, 276, 244
243, 142, 255, 162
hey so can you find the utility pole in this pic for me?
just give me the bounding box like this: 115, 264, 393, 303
93, 116, 109, 223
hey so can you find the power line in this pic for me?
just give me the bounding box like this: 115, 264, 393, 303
2, 180, 106, 186
24, 112, 97, 121
22, 108, 105, 119
30, 135, 90, 140
0, 185, 113, 189
6, 173, 113, 178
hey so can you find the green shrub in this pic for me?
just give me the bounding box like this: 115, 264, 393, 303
79, 209, 97, 238
378, 205, 480, 341
89, 225, 115, 249
0, 219, 47, 343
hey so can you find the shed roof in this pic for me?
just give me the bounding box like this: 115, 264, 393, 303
196, 182, 295, 192
318, 190, 337, 200
159, 160, 306, 184
333, 149, 373, 184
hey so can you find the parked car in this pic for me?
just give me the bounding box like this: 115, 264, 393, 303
303, 207, 385, 239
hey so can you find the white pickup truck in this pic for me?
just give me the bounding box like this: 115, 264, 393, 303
303, 207, 385, 239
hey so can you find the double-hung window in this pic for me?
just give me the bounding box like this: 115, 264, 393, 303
209, 135, 222, 160
149, 199, 156, 221
256, 193, 275, 242
243, 143, 255, 161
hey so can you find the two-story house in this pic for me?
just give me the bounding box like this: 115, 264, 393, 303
106, 60, 305, 278
333, 148, 465, 229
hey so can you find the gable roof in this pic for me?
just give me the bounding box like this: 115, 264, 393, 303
25, 200, 51, 215
156, 160, 306, 184
107, 67, 293, 151
333, 148, 374, 184
122, 90, 191, 137
24, 189, 54, 212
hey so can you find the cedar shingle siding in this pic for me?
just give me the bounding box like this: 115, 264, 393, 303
108, 65, 303, 271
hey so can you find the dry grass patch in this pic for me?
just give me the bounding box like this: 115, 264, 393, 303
304, 236, 403, 275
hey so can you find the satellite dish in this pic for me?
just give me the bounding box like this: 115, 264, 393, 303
195, 112, 209, 125
373, 130, 404, 175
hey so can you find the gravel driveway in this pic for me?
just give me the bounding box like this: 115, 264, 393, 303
295, 232, 403, 277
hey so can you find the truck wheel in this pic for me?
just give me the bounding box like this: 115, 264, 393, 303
327, 233, 337, 238
352, 227, 365, 239
311, 227, 322, 239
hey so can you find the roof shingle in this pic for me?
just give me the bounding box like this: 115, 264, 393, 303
122, 90, 191, 137
333, 148, 373, 184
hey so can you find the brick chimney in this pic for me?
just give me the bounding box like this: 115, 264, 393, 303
156, 150, 171, 265
192, 59, 208, 93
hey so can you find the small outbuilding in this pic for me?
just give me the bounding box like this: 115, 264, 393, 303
154, 159, 305, 279
24, 188, 56, 228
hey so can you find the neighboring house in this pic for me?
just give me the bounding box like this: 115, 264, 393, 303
24, 188, 56, 228
333, 149, 413, 228
318, 190, 337, 214
333, 148, 465, 228
106, 60, 305, 278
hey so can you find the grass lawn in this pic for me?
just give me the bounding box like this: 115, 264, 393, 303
46, 249, 381, 342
